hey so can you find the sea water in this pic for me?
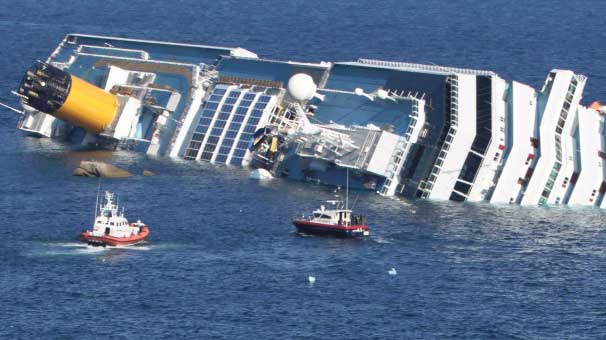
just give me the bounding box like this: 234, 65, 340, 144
1, 1, 605, 338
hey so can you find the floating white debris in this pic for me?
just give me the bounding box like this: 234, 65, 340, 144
388, 268, 397, 276
249, 168, 273, 180
308, 275, 316, 284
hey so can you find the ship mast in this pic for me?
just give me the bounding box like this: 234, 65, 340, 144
94, 180, 101, 223
346, 168, 349, 211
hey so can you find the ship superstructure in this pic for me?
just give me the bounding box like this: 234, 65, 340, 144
11, 34, 606, 208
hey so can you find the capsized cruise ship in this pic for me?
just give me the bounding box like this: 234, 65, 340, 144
11, 34, 606, 208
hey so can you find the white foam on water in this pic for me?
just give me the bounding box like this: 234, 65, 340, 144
75, 246, 109, 254
139, 242, 191, 251
374, 236, 392, 244
31, 241, 153, 256
53, 242, 89, 248
117, 245, 151, 251
296, 232, 314, 237
28, 246, 105, 257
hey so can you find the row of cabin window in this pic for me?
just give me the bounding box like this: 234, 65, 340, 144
98, 220, 128, 226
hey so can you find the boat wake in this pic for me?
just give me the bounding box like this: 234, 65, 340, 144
112, 244, 151, 251
25, 242, 104, 256
27, 241, 153, 256
76, 245, 109, 253
373, 236, 393, 244
54, 242, 89, 248
296, 232, 315, 237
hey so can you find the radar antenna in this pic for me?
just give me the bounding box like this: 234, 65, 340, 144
346, 168, 349, 211
94, 179, 101, 223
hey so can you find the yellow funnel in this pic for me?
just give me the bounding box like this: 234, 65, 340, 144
19, 63, 118, 134
56, 75, 118, 134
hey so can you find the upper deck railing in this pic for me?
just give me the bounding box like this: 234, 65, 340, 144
356, 58, 495, 77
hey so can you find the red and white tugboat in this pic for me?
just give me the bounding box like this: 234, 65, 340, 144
81, 191, 149, 247
292, 170, 369, 238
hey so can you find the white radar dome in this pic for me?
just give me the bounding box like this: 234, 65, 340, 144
288, 73, 317, 101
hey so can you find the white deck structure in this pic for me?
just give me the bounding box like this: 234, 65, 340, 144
490, 82, 538, 204
568, 106, 606, 206
426, 75, 477, 200
521, 71, 585, 206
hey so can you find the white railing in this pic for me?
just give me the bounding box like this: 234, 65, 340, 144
357, 58, 495, 77
420, 76, 460, 197
76, 45, 150, 59
378, 92, 424, 196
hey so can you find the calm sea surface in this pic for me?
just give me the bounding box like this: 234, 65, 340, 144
1, 1, 606, 339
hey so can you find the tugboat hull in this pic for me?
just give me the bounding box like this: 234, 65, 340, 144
81, 226, 150, 247
292, 220, 369, 238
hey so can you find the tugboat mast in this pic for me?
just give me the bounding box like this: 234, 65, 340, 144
94, 181, 101, 223
346, 168, 349, 211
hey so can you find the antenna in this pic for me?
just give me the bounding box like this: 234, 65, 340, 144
346, 168, 349, 211
94, 179, 101, 223
0, 101, 24, 115
350, 195, 360, 211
